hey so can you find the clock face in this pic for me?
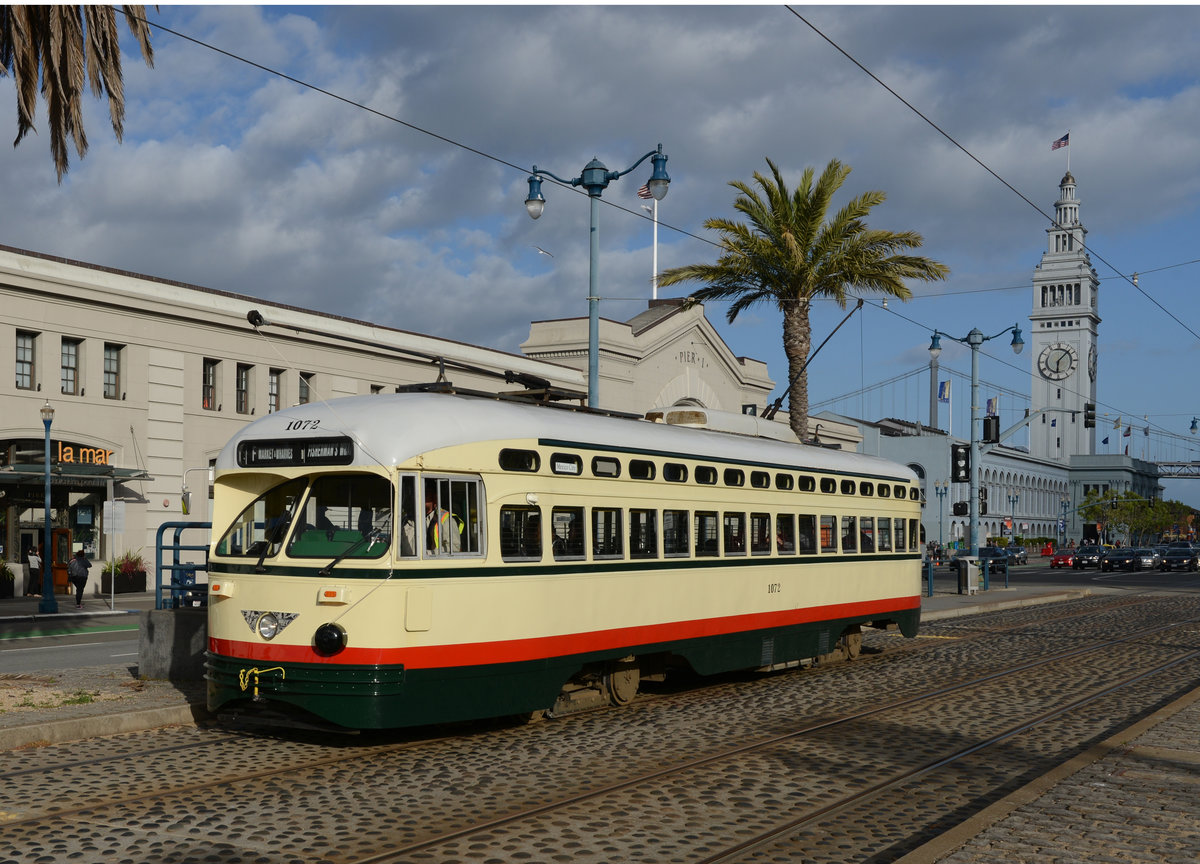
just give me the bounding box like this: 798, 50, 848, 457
1038, 342, 1078, 381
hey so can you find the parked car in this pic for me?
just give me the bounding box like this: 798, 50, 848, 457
1049, 548, 1076, 568
1159, 544, 1199, 572
1129, 548, 1161, 570
1072, 545, 1104, 569
1100, 547, 1137, 571
1005, 545, 1028, 565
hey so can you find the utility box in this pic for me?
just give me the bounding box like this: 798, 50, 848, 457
955, 557, 979, 595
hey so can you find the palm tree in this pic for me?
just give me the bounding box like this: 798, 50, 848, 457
1, 5, 154, 181
657, 157, 949, 441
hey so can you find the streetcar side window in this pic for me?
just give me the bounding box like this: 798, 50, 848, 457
750, 471, 770, 489
819, 515, 837, 553
796, 514, 816, 553
593, 507, 623, 558
908, 519, 919, 551
499, 505, 541, 561
841, 479, 856, 495
860, 482, 874, 496
664, 463, 688, 483
893, 484, 907, 499
592, 457, 621, 478
724, 512, 746, 555
630, 509, 658, 559
878, 484, 891, 499
288, 474, 393, 560
696, 466, 717, 485
629, 460, 656, 481
551, 507, 585, 560
775, 514, 795, 554
663, 509, 689, 556
841, 516, 858, 553
423, 476, 483, 557
860, 516, 876, 552
896, 518, 907, 552
878, 517, 893, 552
724, 468, 745, 487
695, 511, 719, 556
499, 449, 540, 472
398, 475, 417, 557
775, 473, 794, 491
750, 512, 772, 555
820, 478, 836, 494
798, 475, 815, 492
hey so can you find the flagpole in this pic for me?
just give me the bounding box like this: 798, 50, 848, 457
651, 198, 659, 300
1066, 128, 1070, 172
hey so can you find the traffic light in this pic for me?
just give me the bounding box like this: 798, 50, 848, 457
983, 416, 1000, 444
951, 443, 971, 483
952, 502, 968, 516
980, 487, 988, 515
1084, 402, 1096, 428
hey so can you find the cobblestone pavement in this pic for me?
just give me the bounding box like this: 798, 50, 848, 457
901, 685, 1200, 864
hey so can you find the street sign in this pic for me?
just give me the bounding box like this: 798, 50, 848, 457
103, 500, 126, 534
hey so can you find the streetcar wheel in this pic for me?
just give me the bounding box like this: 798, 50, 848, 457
604, 659, 640, 707
841, 631, 863, 660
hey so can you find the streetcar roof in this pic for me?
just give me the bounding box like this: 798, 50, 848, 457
215, 391, 916, 482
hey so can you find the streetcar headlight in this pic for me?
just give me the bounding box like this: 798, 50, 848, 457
256, 612, 281, 640
314, 622, 348, 657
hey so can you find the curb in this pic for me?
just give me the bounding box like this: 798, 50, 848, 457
922, 589, 1092, 622
0, 702, 210, 751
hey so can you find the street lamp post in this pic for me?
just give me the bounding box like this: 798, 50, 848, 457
928, 323, 1024, 556
39, 400, 58, 614
934, 479, 948, 552
1060, 496, 1070, 549
1007, 493, 1019, 540
525, 144, 670, 408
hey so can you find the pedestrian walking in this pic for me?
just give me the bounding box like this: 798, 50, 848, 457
25, 546, 42, 597
67, 550, 91, 609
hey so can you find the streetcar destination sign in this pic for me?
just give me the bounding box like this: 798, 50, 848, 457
237, 436, 355, 467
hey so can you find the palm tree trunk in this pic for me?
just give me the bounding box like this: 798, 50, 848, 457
782, 300, 812, 441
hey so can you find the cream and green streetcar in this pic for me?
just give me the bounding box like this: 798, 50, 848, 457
206, 387, 923, 729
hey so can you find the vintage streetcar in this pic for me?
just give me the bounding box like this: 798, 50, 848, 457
205, 387, 922, 729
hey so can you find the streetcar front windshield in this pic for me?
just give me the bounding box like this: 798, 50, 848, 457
287, 474, 393, 560
216, 477, 308, 558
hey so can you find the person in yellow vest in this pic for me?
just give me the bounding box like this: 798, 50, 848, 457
424, 486, 461, 555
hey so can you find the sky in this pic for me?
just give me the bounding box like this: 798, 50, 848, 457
2, 4, 1200, 503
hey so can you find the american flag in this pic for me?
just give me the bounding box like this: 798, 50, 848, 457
1051, 133, 1069, 151
637, 184, 653, 200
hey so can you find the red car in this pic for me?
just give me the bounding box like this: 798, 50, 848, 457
1049, 548, 1076, 568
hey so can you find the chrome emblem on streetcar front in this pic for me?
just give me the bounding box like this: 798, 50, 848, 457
241, 610, 299, 640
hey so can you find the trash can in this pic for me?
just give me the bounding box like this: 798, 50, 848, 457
955, 557, 979, 595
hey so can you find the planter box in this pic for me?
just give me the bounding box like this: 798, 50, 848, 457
0, 579, 13, 599
101, 570, 147, 594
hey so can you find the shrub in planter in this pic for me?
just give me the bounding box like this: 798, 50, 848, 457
0, 563, 14, 599
101, 549, 148, 593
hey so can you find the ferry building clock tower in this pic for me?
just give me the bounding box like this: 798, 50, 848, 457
1029, 172, 1100, 463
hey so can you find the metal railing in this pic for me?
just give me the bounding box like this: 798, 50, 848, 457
154, 521, 211, 610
